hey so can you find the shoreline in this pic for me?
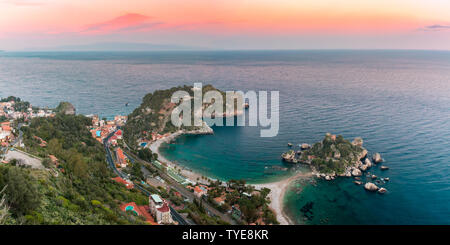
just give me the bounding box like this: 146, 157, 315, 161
148, 130, 213, 185
254, 171, 312, 225
148, 131, 313, 225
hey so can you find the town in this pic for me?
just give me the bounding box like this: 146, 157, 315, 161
1, 95, 277, 225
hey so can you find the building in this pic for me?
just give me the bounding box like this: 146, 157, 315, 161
213, 195, 226, 206
0, 122, 13, 144
115, 147, 127, 168
114, 129, 123, 140
193, 185, 208, 198
114, 115, 127, 126
149, 194, 173, 224
112, 176, 134, 189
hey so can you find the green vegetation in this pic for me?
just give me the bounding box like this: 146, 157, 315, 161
206, 179, 278, 225
1, 96, 31, 112
123, 85, 227, 149
299, 134, 365, 174
137, 148, 158, 162
181, 199, 229, 225
0, 113, 149, 224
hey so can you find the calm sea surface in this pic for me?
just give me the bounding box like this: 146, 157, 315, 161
1, 50, 449, 224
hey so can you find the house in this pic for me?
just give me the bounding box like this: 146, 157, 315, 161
114, 129, 123, 140
109, 135, 118, 146
0, 124, 12, 142
213, 195, 226, 206
112, 176, 134, 189
149, 194, 173, 224
193, 185, 208, 198
114, 115, 127, 126
48, 155, 59, 167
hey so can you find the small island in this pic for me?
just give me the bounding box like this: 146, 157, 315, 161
282, 133, 388, 193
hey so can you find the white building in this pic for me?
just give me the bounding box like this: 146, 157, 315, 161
149, 194, 173, 224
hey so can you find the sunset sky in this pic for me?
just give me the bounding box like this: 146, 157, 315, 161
1, 0, 450, 50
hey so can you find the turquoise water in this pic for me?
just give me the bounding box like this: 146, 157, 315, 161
1, 50, 449, 224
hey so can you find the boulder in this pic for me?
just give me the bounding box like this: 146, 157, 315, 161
378, 188, 387, 194
364, 158, 373, 168
371, 175, 377, 180
354, 177, 361, 181
288, 143, 293, 147
364, 182, 379, 192
325, 175, 331, 181
384, 177, 390, 181
380, 166, 389, 170
300, 143, 311, 150
281, 151, 297, 163
372, 153, 383, 163
352, 137, 364, 147
359, 164, 368, 171
345, 171, 352, 177
353, 181, 363, 185
352, 168, 362, 177
359, 149, 368, 159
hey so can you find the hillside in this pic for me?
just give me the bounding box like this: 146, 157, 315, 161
123, 84, 231, 149
0, 114, 148, 224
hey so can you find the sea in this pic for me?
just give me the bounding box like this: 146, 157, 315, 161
1, 50, 449, 224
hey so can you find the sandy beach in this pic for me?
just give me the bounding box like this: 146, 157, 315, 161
254, 171, 313, 225
148, 131, 313, 224
148, 131, 211, 185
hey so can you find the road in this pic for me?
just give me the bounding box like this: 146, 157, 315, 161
123, 146, 236, 225
103, 130, 191, 225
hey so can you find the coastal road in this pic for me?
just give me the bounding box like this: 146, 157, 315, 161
123, 149, 236, 225
103, 131, 191, 225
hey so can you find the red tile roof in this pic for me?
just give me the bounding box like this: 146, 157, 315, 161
112, 176, 134, 189
116, 148, 126, 165
157, 202, 170, 213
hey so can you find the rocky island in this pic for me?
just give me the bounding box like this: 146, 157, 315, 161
124, 84, 238, 149
282, 133, 389, 193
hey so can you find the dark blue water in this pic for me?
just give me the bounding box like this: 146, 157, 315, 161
1, 50, 449, 224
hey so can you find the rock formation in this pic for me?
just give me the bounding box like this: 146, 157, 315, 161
364, 182, 379, 192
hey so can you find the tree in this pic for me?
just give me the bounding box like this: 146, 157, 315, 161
41, 158, 51, 168
4, 167, 41, 215
66, 149, 88, 179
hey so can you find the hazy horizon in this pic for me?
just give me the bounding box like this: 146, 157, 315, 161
1, 0, 450, 51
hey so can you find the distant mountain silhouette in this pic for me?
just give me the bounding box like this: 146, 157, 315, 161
25, 42, 201, 51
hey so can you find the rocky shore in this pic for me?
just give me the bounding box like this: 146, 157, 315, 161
281, 133, 390, 194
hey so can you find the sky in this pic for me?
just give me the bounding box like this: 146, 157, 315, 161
1, 0, 450, 50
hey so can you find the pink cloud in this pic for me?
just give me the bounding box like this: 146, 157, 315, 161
80, 13, 162, 35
